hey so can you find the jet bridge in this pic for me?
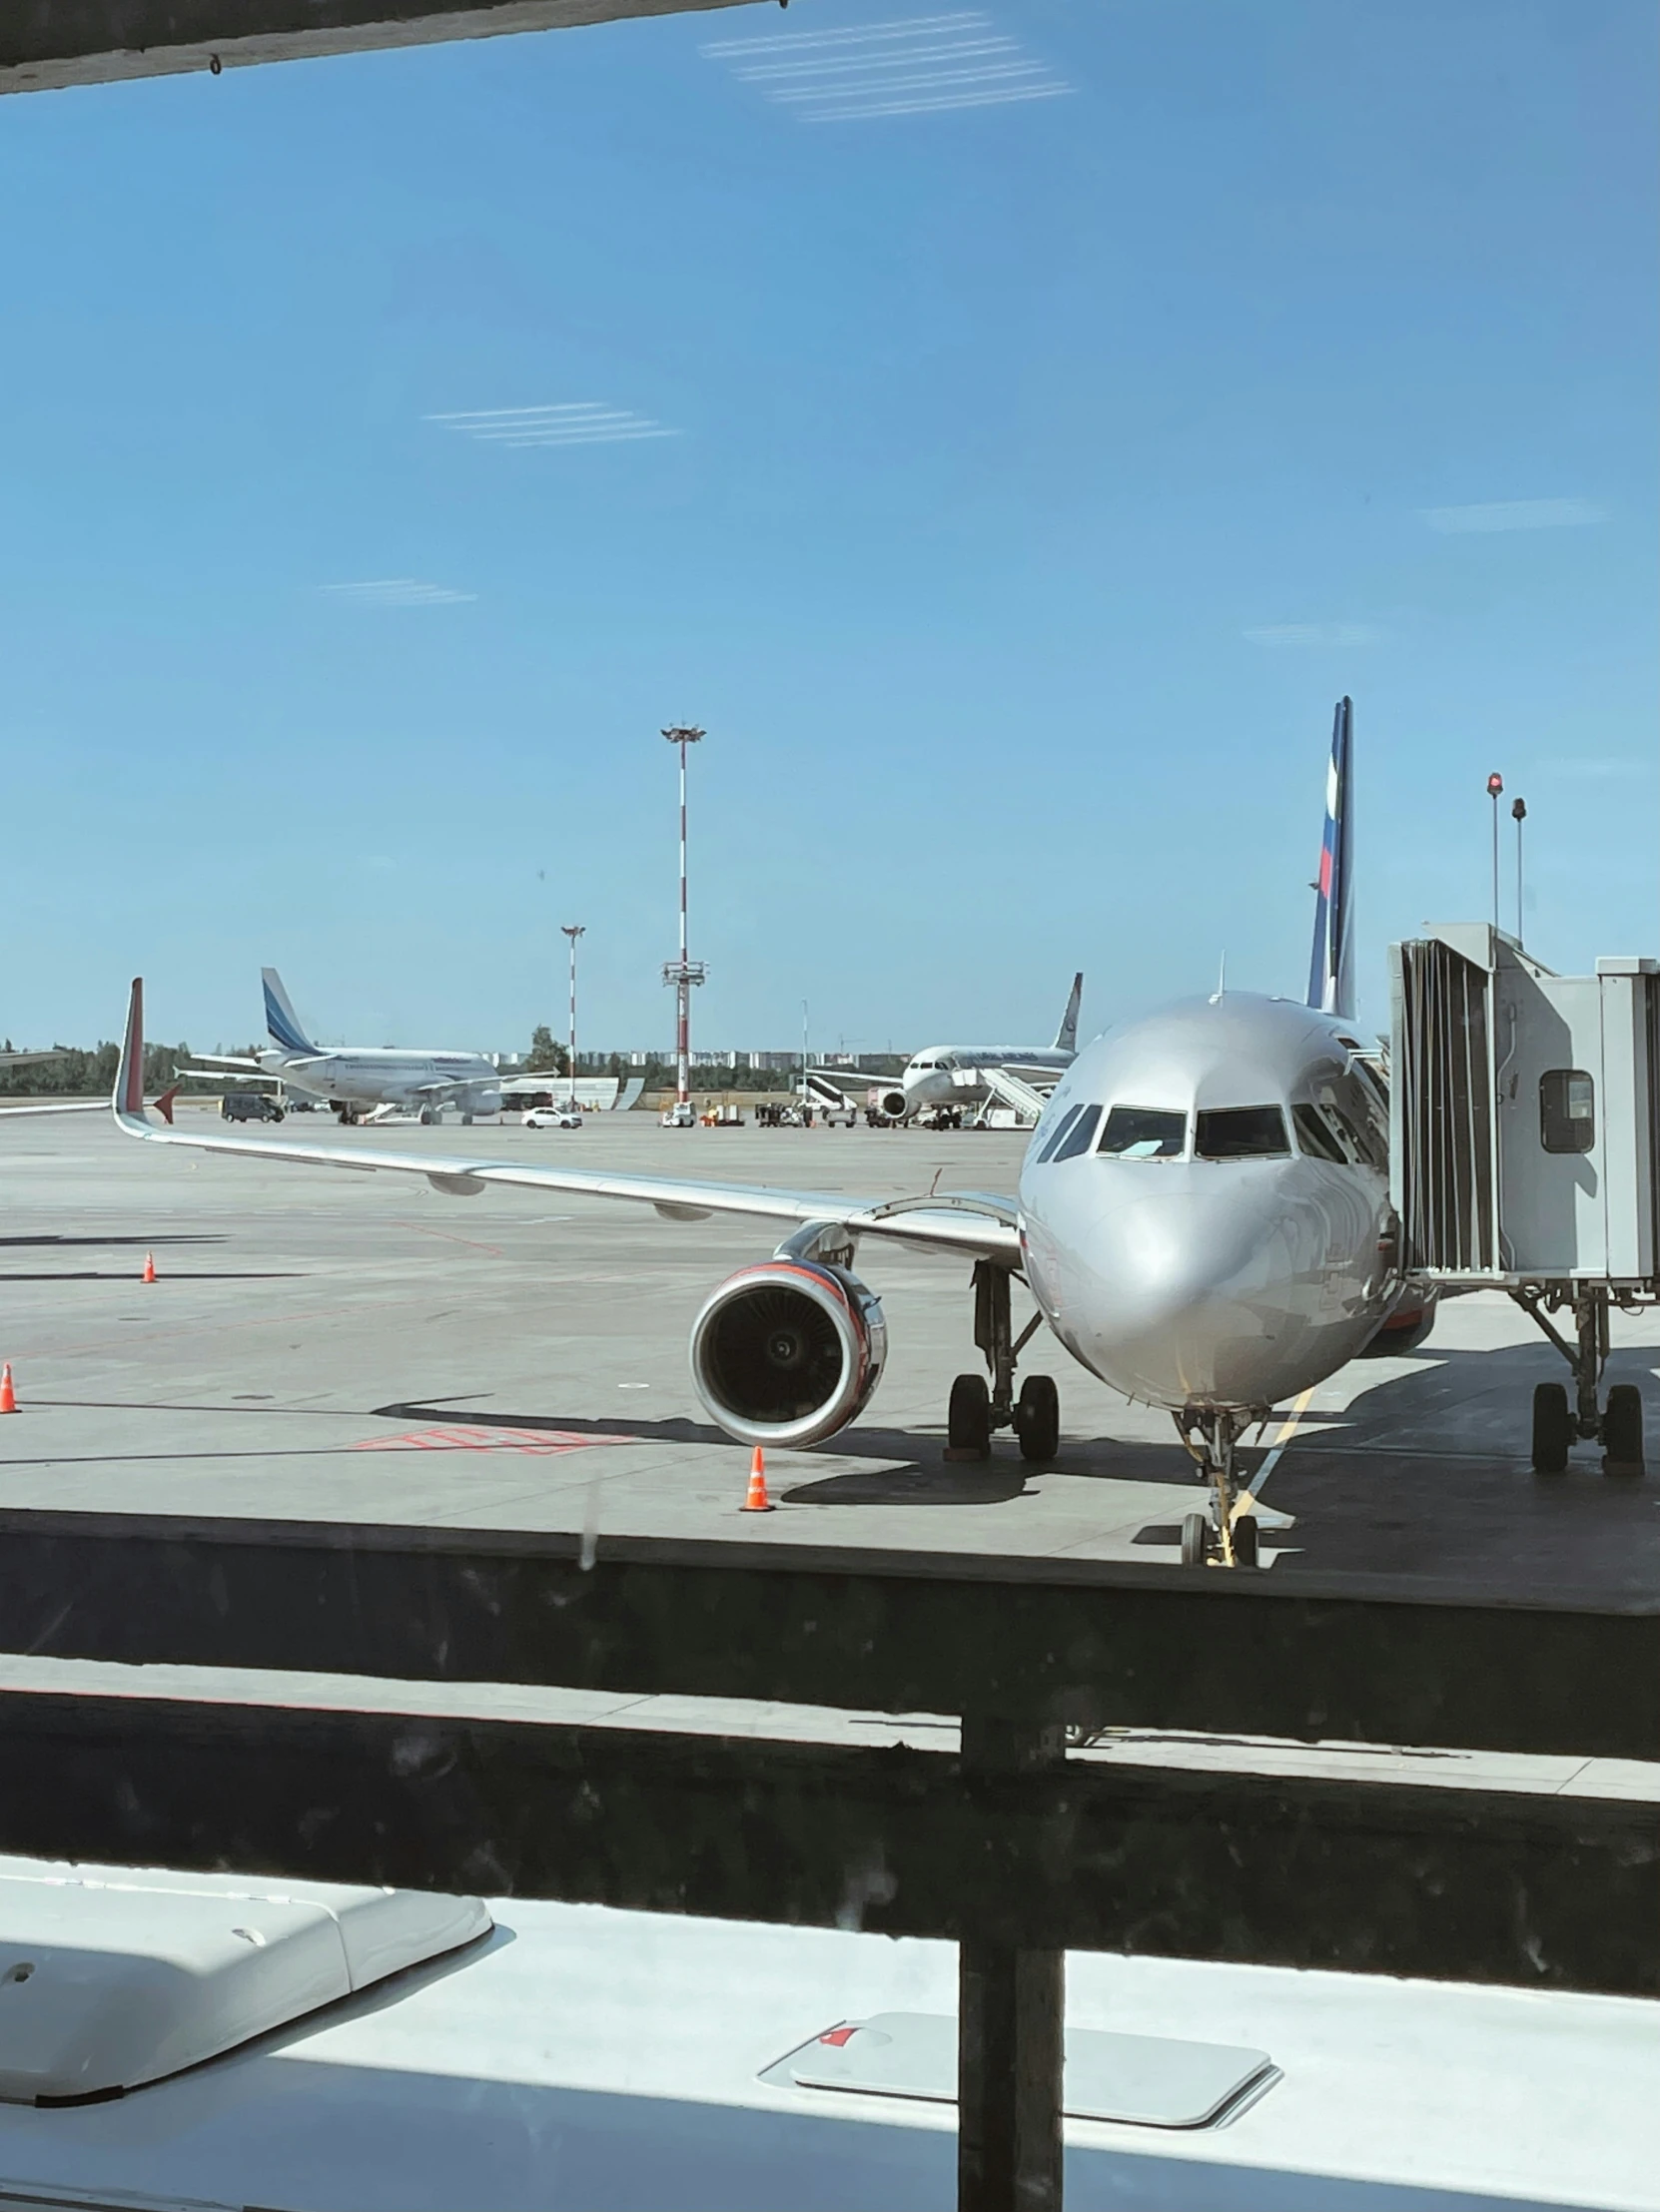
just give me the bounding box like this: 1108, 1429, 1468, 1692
1389, 924, 1660, 1473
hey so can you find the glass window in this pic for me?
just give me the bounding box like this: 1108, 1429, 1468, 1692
1035, 1103, 1086, 1162
1292, 1103, 1346, 1162
1195, 1106, 1290, 1159
1098, 1106, 1187, 1159
1539, 1069, 1595, 1154
1051, 1104, 1103, 1160
1312, 1075, 1388, 1169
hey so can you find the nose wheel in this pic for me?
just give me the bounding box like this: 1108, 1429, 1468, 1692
1174, 1406, 1262, 1567
944, 1261, 1059, 1463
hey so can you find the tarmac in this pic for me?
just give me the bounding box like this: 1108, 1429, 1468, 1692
2, 1106, 1658, 1590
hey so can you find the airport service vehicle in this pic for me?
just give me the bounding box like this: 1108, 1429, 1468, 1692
114, 703, 1425, 1567
661, 1101, 696, 1128
523, 1105, 583, 1129
221, 1091, 284, 1123
178, 969, 503, 1125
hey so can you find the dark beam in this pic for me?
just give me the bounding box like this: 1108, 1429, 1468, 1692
1, 1510, 1657, 1760
0, 0, 755, 97
2, 1689, 1653, 1994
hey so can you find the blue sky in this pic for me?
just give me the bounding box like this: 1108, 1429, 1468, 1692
1, 0, 1653, 1055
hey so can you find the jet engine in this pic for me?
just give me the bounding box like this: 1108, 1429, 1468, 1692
879, 1090, 909, 1120
689, 1259, 887, 1449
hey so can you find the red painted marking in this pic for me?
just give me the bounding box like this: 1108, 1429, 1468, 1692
352, 1425, 639, 1457
1317, 847, 1333, 896
817, 2025, 859, 2047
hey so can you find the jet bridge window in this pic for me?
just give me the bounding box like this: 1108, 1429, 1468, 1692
1195, 1106, 1290, 1160
1539, 1069, 1595, 1154
1098, 1106, 1187, 1159
1051, 1104, 1104, 1161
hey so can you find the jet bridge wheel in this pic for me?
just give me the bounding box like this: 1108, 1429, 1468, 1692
1601, 1385, 1644, 1477
947, 1373, 992, 1459
1013, 1375, 1060, 1463
1180, 1513, 1209, 1568
1531, 1382, 1571, 1475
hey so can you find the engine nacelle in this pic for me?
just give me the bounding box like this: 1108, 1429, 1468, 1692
879, 1090, 910, 1120
689, 1259, 887, 1449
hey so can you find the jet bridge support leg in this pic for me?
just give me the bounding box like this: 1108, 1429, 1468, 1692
1512, 1284, 1645, 1476
958, 1709, 1066, 2212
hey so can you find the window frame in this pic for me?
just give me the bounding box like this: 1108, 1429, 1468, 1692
1096, 1104, 1189, 1161
1194, 1104, 1292, 1161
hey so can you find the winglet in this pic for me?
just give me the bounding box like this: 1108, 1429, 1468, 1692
1306, 697, 1355, 1022
1053, 972, 1084, 1055
114, 978, 149, 1131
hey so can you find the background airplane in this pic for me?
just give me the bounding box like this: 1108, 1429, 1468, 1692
179, 969, 503, 1125
808, 975, 1084, 1125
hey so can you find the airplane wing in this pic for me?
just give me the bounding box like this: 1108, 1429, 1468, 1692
0, 1050, 65, 1072
113, 983, 1019, 1262
3, 1085, 178, 1123
182, 1053, 267, 1071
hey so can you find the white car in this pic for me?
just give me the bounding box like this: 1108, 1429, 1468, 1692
523, 1106, 583, 1129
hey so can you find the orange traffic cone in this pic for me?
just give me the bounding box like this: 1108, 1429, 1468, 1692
142, 1251, 157, 1284
741, 1447, 774, 1513
0, 1364, 16, 1414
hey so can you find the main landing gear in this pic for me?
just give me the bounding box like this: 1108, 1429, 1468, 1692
1516, 1285, 1645, 1478
945, 1259, 1060, 1464
1174, 1405, 1262, 1569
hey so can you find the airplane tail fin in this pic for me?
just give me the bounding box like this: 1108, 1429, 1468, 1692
1053, 973, 1084, 1055
1306, 697, 1355, 1023
262, 968, 319, 1056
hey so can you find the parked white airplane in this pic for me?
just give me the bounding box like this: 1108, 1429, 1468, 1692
114, 700, 1426, 1566
180, 970, 503, 1125
864, 974, 1084, 1123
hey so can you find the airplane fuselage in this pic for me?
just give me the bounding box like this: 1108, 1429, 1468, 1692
252, 1048, 501, 1113
890, 1044, 1075, 1116
1019, 994, 1395, 1413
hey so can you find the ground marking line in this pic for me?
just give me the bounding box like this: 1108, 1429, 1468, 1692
1245, 1386, 1317, 1505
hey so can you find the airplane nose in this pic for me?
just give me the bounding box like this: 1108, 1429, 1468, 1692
1074, 1177, 1306, 1406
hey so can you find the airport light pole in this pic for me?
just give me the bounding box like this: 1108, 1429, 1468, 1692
661, 726, 706, 1115
561, 924, 584, 1113
1486, 772, 1503, 935
1512, 796, 1527, 946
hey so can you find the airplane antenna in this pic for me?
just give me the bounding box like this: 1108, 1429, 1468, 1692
1213, 953, 1227, 1004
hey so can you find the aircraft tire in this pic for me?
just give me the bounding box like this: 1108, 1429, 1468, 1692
947, 1372, 992, 1458
1601, 1384, 1644, 1477
1014, 1375, 1060, 1462
1531, 1382, 1571, 1475
1232, 1514, 1259, 1569
1180, 1513, 1208, 1568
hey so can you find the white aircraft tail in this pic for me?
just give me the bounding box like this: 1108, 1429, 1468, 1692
1053, 973, 1084, 1055
262, 968, 319, 1057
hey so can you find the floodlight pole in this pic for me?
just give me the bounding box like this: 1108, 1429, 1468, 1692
1512, 797, 1527, 947
561, 925, 584, 1112
661, 726, 706, 1112
1486, 772, 1503, 935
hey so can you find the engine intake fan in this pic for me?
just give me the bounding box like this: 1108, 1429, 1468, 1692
689, 1259, 887, 1449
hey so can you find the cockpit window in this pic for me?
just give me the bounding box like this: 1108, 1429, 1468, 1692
1195, 1106, 1290, 1159
1098, 1106, 1187, 1159
1292, 1103, 1347, 1163
1035, 1103, 1085, 1162
1050, 1104, 1103, 1160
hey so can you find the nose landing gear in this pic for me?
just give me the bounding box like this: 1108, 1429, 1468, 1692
1516, 1286, 1645, 1478
1174, 1405, 1263, 1567
944, 1259, 1060, 1463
